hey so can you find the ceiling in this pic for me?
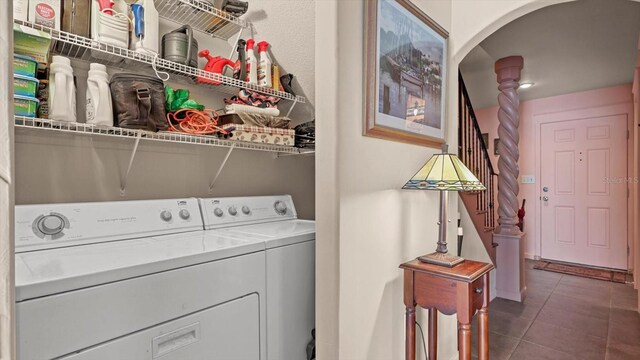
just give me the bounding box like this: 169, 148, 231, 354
459, 0, 640, 109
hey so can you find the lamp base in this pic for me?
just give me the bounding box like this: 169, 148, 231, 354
418, 252, 465, 267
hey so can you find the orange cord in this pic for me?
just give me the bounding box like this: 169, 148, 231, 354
166, 108, 229, 135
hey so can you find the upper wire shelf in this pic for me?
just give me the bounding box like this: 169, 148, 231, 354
14, 21, 305, 103
155, 0, 247, 40
14, 116, 311, 155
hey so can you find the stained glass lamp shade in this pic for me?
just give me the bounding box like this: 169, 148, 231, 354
403, 145, 486, 267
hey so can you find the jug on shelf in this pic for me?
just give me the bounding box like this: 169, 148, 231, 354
130, 0, 160, 56
91, 0, 129, 48
49, 55, 77, 123
86, 63, 113, 126
161, 25, 199, 67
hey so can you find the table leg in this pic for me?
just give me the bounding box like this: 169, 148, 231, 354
428, 308, 437, 360
406, 307, 416, 360
478, 307, 489, 360
458, 321, 471, 360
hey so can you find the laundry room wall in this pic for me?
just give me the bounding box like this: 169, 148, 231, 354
14, 0, 316, 220
315, 0, 573, 359
0, 1, 15, 358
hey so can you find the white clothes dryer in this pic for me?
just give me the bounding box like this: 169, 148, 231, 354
199, 195, 316, 360
15, 198, 267, 360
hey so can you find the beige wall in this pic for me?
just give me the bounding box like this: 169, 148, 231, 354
315, 0, 574, 359
14, 0, 316, 219
0, 0, 14, 358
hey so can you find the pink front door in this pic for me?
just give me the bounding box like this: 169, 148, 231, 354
540, 115, 628, 269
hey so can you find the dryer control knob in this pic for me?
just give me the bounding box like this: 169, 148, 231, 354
213, 208, 224, 217
228, 207, 238, 216
160, 210, 173, 222
38, 215, 65, 235
242, 206, 251, 215
179, 209, 190, 220
274, 201, 287, 215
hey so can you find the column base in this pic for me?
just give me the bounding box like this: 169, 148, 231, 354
494, 232, 527, 302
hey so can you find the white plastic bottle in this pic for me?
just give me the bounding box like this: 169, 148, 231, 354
131, 0, 160, 55
245, 39, 257, 84
257, 41, 272, 88
49, 55, 77, 122
86, 63, 113, 126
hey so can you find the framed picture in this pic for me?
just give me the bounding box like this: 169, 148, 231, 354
494, 138, 500, 156
364, 0, 448, 147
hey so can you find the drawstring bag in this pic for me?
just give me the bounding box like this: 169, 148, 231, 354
110, 73, 167, 131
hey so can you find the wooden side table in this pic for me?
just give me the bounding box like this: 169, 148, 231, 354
400, 259, 494, 360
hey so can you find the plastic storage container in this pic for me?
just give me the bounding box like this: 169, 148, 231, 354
13, 55, 38, 77
14, 74, 40, 97
14, 95, 40, 117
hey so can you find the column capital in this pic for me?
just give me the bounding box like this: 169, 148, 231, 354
495, 56, 524, 83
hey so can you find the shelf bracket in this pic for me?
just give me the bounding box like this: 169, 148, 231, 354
208, 144, 236, 193
120, 132, 142, 196
228, 28, 244, 60
285, 99, 298, 118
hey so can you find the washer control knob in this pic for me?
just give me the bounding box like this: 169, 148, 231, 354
179, 209, 190, 220
228, 207, 238, 216
242, 206, 251, 215
213, 208, 224, 217
274, 201, 287, 215
160, 210, 173, 222
38, 215, 64, 235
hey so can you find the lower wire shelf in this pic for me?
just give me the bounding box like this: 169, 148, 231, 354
14, 116, 312, 155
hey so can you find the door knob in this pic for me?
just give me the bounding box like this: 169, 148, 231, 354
542, 196, 549, 202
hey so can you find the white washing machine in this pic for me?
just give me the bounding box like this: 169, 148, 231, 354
199, 195, 316, 360
15, 198, 267, 360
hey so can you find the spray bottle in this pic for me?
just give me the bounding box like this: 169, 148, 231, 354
245, 39, 257, 84
131, 0, 159, 56
257, 41, 272, 88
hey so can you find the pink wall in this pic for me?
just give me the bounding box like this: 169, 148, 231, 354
474, 84, 634, 262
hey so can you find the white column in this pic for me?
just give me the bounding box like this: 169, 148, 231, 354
494, 56, 523, 236
493, 56, 526, 302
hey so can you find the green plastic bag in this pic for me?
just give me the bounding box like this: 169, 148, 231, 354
165, 85, 205, 112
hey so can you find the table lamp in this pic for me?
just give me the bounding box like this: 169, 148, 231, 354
402, 144, 486, 267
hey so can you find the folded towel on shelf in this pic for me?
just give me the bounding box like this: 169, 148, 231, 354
222, 123, 295, 146
225, 103, 280, 116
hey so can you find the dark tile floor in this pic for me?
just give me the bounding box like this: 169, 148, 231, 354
470, 260, 640, 359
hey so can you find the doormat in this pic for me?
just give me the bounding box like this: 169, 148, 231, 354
533, 260, 630, 283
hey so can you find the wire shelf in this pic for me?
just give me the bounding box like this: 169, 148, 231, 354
14, 21, 304, 103
14, 116, 309, 155
155, 0, 247, 40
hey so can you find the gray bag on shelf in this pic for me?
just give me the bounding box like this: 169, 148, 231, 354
109, 73, 167, 132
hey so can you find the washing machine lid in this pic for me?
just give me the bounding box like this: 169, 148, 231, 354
15, 231, 265, 301
219, 219, 315, 249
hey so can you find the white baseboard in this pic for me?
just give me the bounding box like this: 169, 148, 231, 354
524, 252, 536, 260
497, 287, 525, 302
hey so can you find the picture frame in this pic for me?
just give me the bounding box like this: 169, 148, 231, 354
364, 0, 448, 148
494, 138, 500, 156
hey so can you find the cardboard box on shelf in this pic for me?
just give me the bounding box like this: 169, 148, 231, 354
14, 0, 29, 21
29, 0, 61, 30
14, 23, 52, 64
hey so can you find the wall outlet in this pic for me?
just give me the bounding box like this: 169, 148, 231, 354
521, 175, 535, 184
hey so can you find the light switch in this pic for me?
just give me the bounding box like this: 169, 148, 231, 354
521, 175, 535, 184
